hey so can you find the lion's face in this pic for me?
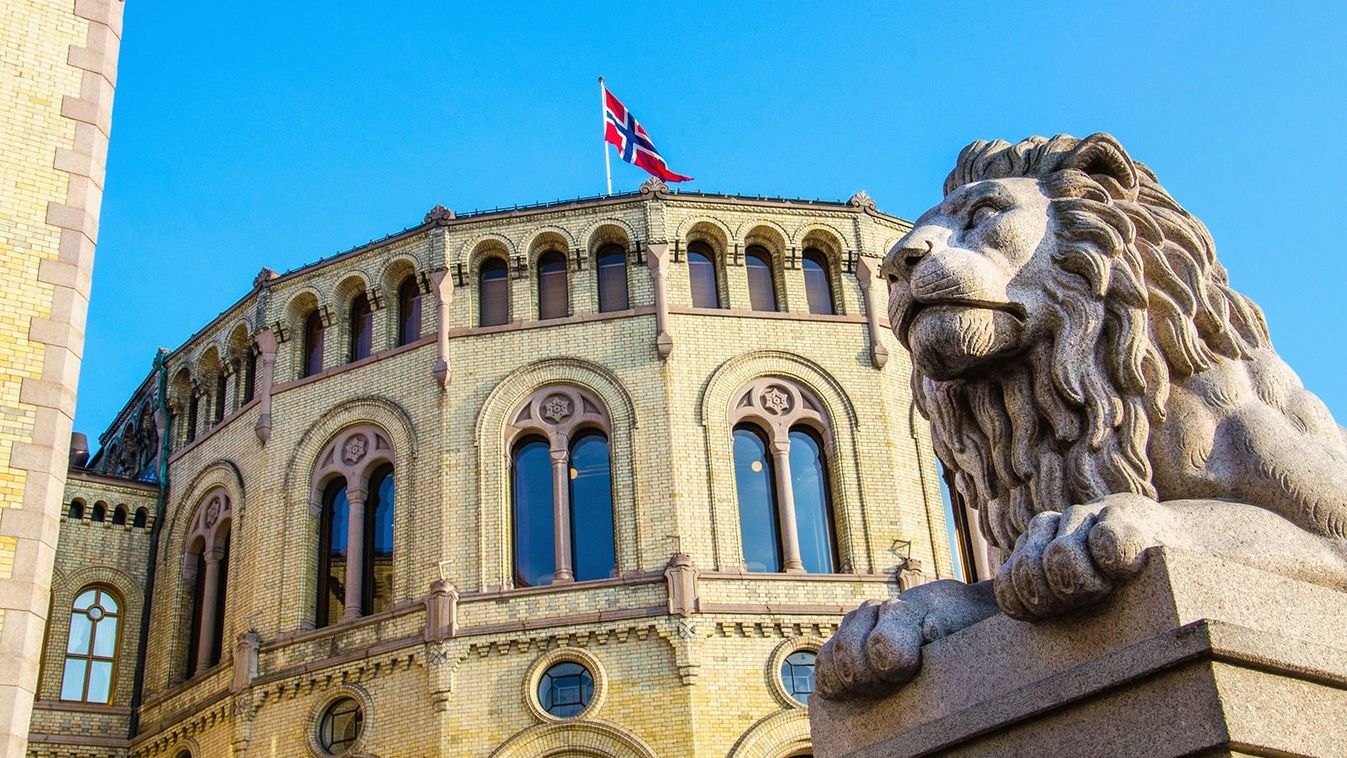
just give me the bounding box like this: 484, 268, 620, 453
881, 177, 1057, 381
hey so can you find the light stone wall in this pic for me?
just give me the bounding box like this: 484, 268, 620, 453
0, 0, 123, 753
36, 193, 951, 756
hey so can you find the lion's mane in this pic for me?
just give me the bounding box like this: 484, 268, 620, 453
920, 134, 1271, 552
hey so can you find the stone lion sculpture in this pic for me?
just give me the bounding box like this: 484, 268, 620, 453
816, 132, 1347, 699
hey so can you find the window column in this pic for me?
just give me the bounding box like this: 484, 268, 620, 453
343, 487, 368, 620
195, 546, 224, 673
550, 444, 575, 584
769, 440, 805, 573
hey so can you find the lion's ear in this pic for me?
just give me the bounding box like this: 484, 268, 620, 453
1060, 133, 1138, 193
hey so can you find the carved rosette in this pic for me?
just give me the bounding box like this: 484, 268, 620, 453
731, 377, 831, 448
186, 489, 232, 557
309, 424, 396, 514
508, 385, 611, 446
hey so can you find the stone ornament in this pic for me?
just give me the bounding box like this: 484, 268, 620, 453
816, 132, 1347, 700
509, 385, 609, 444
847, 190, 877, 211
309, 424, 395, 517
731, 377, 829, 449
185, 490, 231, 560
341, 434, 368, 466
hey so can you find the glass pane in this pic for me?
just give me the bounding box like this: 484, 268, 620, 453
597, 248, 628, 312
67, 612, 91, 654
399, 277, 421, 344
790, 429, 838, 573
781, 650, 817, 703
569, 433, 616, 581
734, 427, 782, 572
99, 590, 118, 614
539, 662, 594, 717
60, 658, 87, 700
321, 698, 363, 750
479, 259, 509, 326
304, 313, 324, 377
350, 295, 372, 361
512, 438, 555, 587
688, 250, 719, 308
73, 589, 97, 610
368, 468, 394, 615
538, 252, 569, 319
92, 616, 118, 658
746, 248, 778, 312
87, 660, 113, 704
803, 251, 834, 314
325, 485, 349, 626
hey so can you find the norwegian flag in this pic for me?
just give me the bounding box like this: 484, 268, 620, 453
603, 84, 692, 183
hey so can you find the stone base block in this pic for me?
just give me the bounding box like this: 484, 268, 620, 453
810, 548, 1347, 757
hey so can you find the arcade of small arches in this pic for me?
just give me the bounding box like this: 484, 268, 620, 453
65, 497, 151, 529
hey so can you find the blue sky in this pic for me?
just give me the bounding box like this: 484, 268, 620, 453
79, 1, 1347, 439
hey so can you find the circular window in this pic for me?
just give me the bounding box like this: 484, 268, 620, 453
318, 697, 364, 755
780, 650, 818, 704
538, 661, 594, 718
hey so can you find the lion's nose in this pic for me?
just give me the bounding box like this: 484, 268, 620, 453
884, 240, 932, 283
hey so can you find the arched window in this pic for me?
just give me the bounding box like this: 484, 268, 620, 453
568, 431, 615, 581
303, 310, 325, 378
687, 243, 721, 308
310, 426, 397, 626
596, 244, 628, 312
537, 251, 569, 320
745, 245, 778, 312
317, 479, 350, 628
133, 507, 148, 528
184, 504, 230, 677
734, 426, 783, 572
730, 379, 840, 574
397, 275, 422, 345
349, 293, 373, 362
186, 393, 200, 443
365, 465, 395, 615
242, 347, 257, 403
802, 248, 835, 315
479, 257, 510, 327
68, 500, 84, 520
91, 502, 106, 523
60, 586, 121, 703
507, 386, 616, 587
112, 505, 127, 526
214, 372, 227, 423
511, 436, 554, 588
789, 428, 838, 573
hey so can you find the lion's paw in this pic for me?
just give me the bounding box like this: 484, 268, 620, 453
815, 599, 924, 700
995, 494, 1164, 620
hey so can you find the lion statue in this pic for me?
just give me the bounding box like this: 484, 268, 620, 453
816, 132, 1347, 700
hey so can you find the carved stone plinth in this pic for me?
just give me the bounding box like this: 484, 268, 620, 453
810, 549, 1347, 757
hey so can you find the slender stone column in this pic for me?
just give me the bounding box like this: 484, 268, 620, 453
550, 445, 575, 583
429, 270, 452, 385
855, 256, 889, 369
770, 440, 805, 572
343, 488, 368, 620
196, 547, 225, 673
253, 328, 278, 442
645, 242, 673, 359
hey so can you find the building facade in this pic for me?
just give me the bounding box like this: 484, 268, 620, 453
29, 181, 957, 757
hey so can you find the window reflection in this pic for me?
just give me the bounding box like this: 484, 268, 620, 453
318, 480, 349, 627
569, 432, 615, 581
687, 244, 721, 308
366, 466, 395, 615
802, 249, 834, 315
733, 426, 782, 572
790, 429, 838, 573
512, 437, 555, 587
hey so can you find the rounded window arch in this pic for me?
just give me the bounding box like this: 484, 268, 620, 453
91, 502, 106, 523
687, 241, 722, 309
801, 248, 835, 315
60, 585, 122, 703
182, 489, 232, 678
67, 499, 85, 520
537, 250, 569, 320
310, 425, 398, 627
112, 504, 128, 526
507, 386, 616, 587
348, 293, 373, 362
133, 506, 148, 529
729, 378, 839, 574
397, 275, 421, 345
745, 245, 778, 312
595, 243, 629, 312
302, 310, 325, 378
478, 257, 510, 327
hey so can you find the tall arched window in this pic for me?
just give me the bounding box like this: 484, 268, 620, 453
91, 502, 106, 523
687, 243, 721, 308
303, 310, 325, 378
133, 507, 148, 528
596, 244, 628, 312
349, 293, 372, 362
479, 257, 510, 327
730, 379, 840, 574
733, 425, 783, 572
569, 431, 616, 581
317, 479, 349, 628
802, 248, 835, 315
537, 251, 569, 320
68, 499, 84, 520
310, 426, 397, 626
186, 393, 200, 443
365, 465, 395, 615
745, 245, 778, 312
214, 372, 227, 423
397, 275, 421, 345
512, 436, 554, 587
60, 586, 121, 703
112, 505, 127, 526
242, 348, 257, 403
789, 428, 838, 573
183, 490, 231, 677
508, 386, 617, 587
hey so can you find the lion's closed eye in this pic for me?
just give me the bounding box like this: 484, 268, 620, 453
965, 202, 1001, 230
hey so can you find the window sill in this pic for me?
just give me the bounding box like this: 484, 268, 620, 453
447, 306, 655, 338
668, 306, 867, 324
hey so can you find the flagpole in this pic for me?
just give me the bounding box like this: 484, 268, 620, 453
599, 76, 613, 196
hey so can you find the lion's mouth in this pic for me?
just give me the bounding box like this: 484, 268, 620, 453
900, 298, 1028, 341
